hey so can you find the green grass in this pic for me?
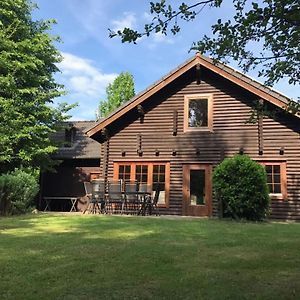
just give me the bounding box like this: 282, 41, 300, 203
0, 214, 299, 300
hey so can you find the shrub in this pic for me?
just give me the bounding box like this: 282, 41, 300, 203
213, 155, 270, 221
0, 169, 39, 215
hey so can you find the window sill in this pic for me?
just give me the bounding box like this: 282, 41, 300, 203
269, 193, 286, 200
184, 128, 213, 133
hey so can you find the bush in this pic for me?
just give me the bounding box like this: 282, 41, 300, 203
0, 169, 39, 215
213, 155, 270, 221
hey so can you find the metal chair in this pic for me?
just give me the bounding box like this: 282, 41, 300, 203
83, 179, 106, 214
83, 182, 92, 214
138, 183, 152, 216
107, 180, 124, 214
124, 181, 139, 214
150, 186, 161, 216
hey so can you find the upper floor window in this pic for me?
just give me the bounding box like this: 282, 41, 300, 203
184, 94, 213, 132
260, 162, 287, 200
64, 126, 76, 147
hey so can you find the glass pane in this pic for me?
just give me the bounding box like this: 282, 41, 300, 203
188, 99, 208, 128
159, 174, 165, 183
158, 182, 165, 190
274, 174, 281, 184
125, 165, 131, 173
160, 165, 165, 173
142, 174, 148, 183
274, 184, 281, 193
267, 174, 273, 184
152, 182, 159, 190
267, 183, 273, 193
142, 165, 148, 173
119, 165, 124, 173
136, 165, 141, 173
265, 165, 272, 174
190, 169, 205, 205
273, 165, 280, 174
153, 165, 159, 174
153, 174, 158, 183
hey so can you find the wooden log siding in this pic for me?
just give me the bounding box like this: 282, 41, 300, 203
103, 67, 300, 220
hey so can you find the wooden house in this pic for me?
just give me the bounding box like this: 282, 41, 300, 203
86, 54, 300, 220
40, 121, 100, 211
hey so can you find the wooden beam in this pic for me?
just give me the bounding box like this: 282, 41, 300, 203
196, 63, 201, 85
173, 110, 178, 136
136, 133, 142, 156
137, 104, 145, 116
258, 99, 264, 155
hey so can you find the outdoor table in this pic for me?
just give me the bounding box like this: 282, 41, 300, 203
43, 196, 78, 212
120, 191, 152, 215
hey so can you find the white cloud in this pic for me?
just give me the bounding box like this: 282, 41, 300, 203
111, 12, 137, 32
57, 52, 117, 120
153, 32, 174, 44
60, 52, 117, 97
143, 12, 153, 22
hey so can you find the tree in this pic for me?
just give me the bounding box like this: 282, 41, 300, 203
109, 0, 300, 87
0, 0, 74, 173
99, 72, 135, 118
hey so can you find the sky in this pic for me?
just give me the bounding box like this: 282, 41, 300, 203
32, 0, 299, 121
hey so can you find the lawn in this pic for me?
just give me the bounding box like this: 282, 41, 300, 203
0, 214, 299, 300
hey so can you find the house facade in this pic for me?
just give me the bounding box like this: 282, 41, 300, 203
87, 54, 300, 220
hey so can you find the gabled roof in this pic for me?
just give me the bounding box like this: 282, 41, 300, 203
86, 53, 293, 138
53, 121, 100, 159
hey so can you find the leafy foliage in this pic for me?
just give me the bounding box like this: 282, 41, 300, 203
0, 169, 39, 215
99, 72, 135, 118
109, 0, 300, 86
213, 155, 270, 221
0, 0, 75, 173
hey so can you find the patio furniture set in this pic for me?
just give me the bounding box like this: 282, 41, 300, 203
83, 179, 160, 215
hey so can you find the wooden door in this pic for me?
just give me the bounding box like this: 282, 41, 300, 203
183, 164, 212, 216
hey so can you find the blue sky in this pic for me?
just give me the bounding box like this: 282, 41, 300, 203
32, 0, 299, 121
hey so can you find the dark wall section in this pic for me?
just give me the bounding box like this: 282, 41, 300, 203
40, 159, 100, 211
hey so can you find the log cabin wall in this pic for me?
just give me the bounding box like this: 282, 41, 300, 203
101, 67, 300, 220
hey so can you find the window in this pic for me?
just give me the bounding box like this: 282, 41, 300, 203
152, 164, 166, 205
114, 162, 170, 207
118, 165, 131, 182
64, 127, 76, 147
260, 162, 287, 199
184, 94, 213, 132
135, 164, 148, 184
90, 172, 100, 180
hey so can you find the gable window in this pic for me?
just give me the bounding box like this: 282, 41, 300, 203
64, 126, 76, 147
114, 162, 170, 207
184, 94, 213, 132
260, 162, 287, 200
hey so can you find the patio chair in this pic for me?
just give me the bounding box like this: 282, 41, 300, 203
138, 183, 152, 216
150, 186, 161, 216
107, 180, 124, 214
83, 179, 106, 214
124, 181, 139, 214
83, 182, 92, 214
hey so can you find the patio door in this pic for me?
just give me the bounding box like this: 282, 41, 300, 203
183, 164, 212, 216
